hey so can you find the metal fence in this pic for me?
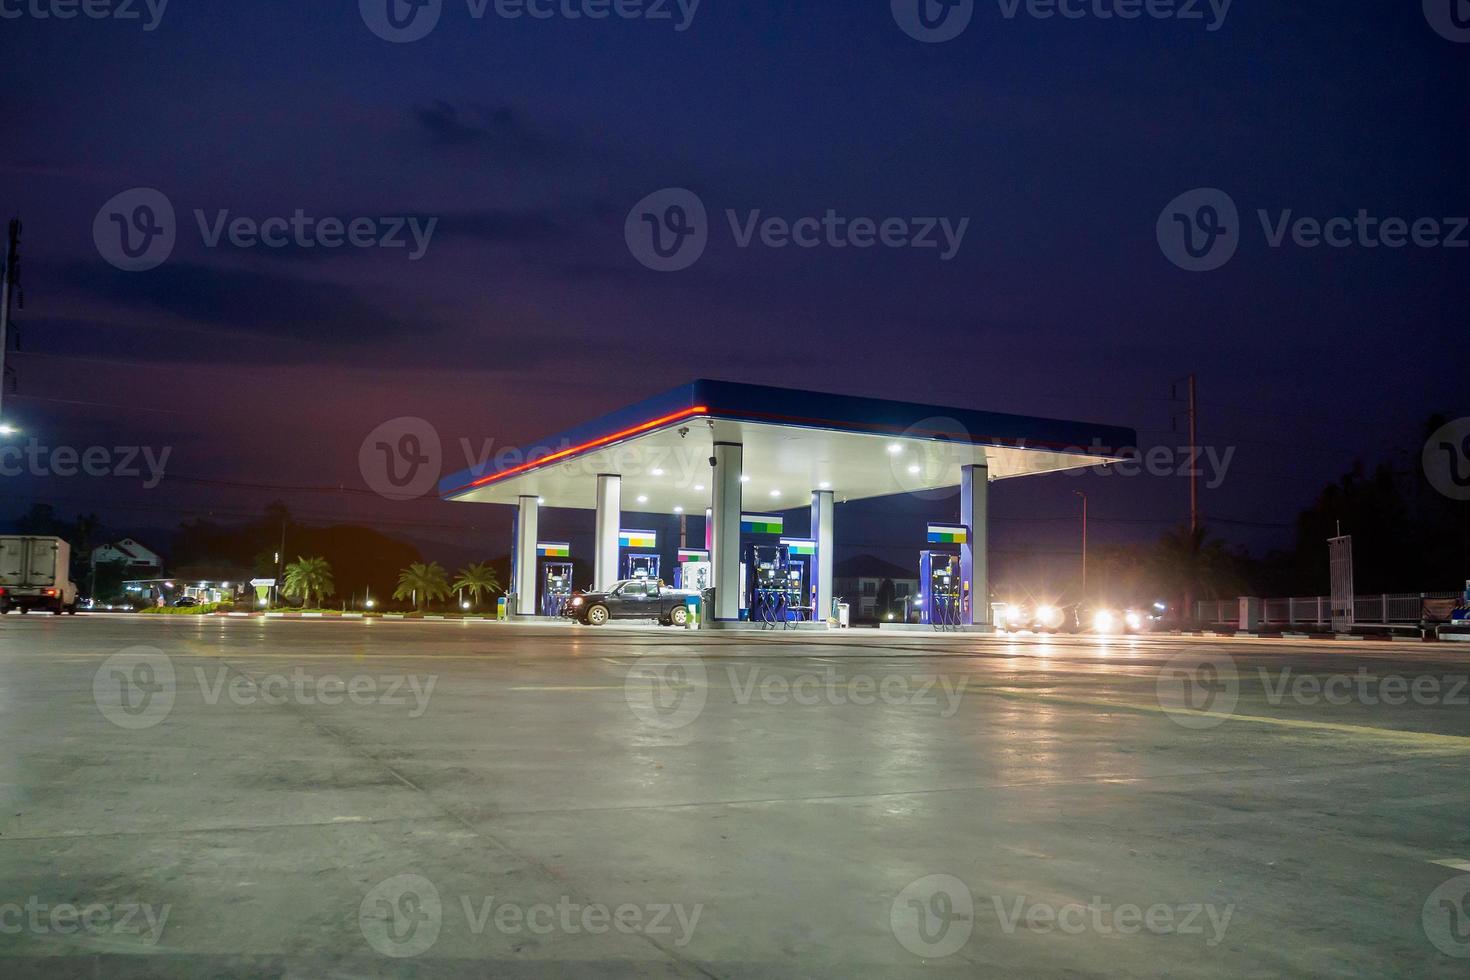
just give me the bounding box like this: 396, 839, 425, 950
1196, 592, 1463, 627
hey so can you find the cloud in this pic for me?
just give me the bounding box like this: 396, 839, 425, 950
58, 260, 439, 346
412, 101, 558, 160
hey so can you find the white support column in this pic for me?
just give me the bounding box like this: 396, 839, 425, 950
514, 495, 539, 616
810, 489, 834, 626
594, 474, 621, 591
710, 442, 743, 622
960, 463, 989, 627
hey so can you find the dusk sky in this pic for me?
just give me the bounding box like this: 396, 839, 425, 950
5, 0, 1467, 571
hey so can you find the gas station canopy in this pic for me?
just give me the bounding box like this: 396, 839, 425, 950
439, 379, 1137, 510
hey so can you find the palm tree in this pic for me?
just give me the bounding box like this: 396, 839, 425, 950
452, 562, 501, 611
282, 556, 334, 608
394, 561, 451, 611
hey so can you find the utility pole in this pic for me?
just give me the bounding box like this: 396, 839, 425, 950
1171, 374, 1199, 534
0, 219, 21, 423
1073, 489, 1088, 595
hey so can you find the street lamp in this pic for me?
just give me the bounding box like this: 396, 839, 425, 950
1073, 489, 1088, 596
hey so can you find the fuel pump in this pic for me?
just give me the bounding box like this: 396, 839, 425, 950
623, 554, 660, 582
920, 551, 964, 629
541, 562, 574, 617
743, 543, 793, 627
678, 561, 712, 593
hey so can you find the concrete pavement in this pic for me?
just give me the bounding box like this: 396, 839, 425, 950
1, 615, 1468, 976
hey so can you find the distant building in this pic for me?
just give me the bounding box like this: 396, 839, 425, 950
91, 538, 163, 575
834, 554, 919, 622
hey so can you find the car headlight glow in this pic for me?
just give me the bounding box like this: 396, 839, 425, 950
571, 597, 584, 607
1093, 610, 1117, 632
1037, 605, 1060, 626
1125, 611, 1143, 630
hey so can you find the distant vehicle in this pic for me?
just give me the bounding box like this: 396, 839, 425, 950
174, 596, 200, 608
0, 536, 80, 615
565, 579, 696, 627
997, 601, 1067, 634
1081, 605, 1150, 635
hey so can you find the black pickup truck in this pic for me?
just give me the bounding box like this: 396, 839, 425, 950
565, 579, 696, 627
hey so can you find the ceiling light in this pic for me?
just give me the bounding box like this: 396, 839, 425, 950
651, 468, 665, 476
637, 495, 649, 503
818, 482, 831, 489
694, 484, 706, 491
769, 490, 781, 498
673, 506, 684, 514
739, 475, 751, 483
907, 464, 921, 474
887, 443, 902, 454
537, 497, 545, 504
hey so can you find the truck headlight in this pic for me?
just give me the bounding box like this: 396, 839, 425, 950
1037, 605, 1061, 626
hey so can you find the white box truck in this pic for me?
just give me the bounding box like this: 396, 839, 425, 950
0, 536, 79, 615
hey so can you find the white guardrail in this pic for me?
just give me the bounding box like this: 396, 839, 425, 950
1196, 592, 1464, 626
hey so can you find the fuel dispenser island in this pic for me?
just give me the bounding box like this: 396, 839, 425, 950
920, 550, 964, 629
541, 562, 574, 618
742, 543, 811, 626
619, 529, 660, 582
676, 549, 711, 593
